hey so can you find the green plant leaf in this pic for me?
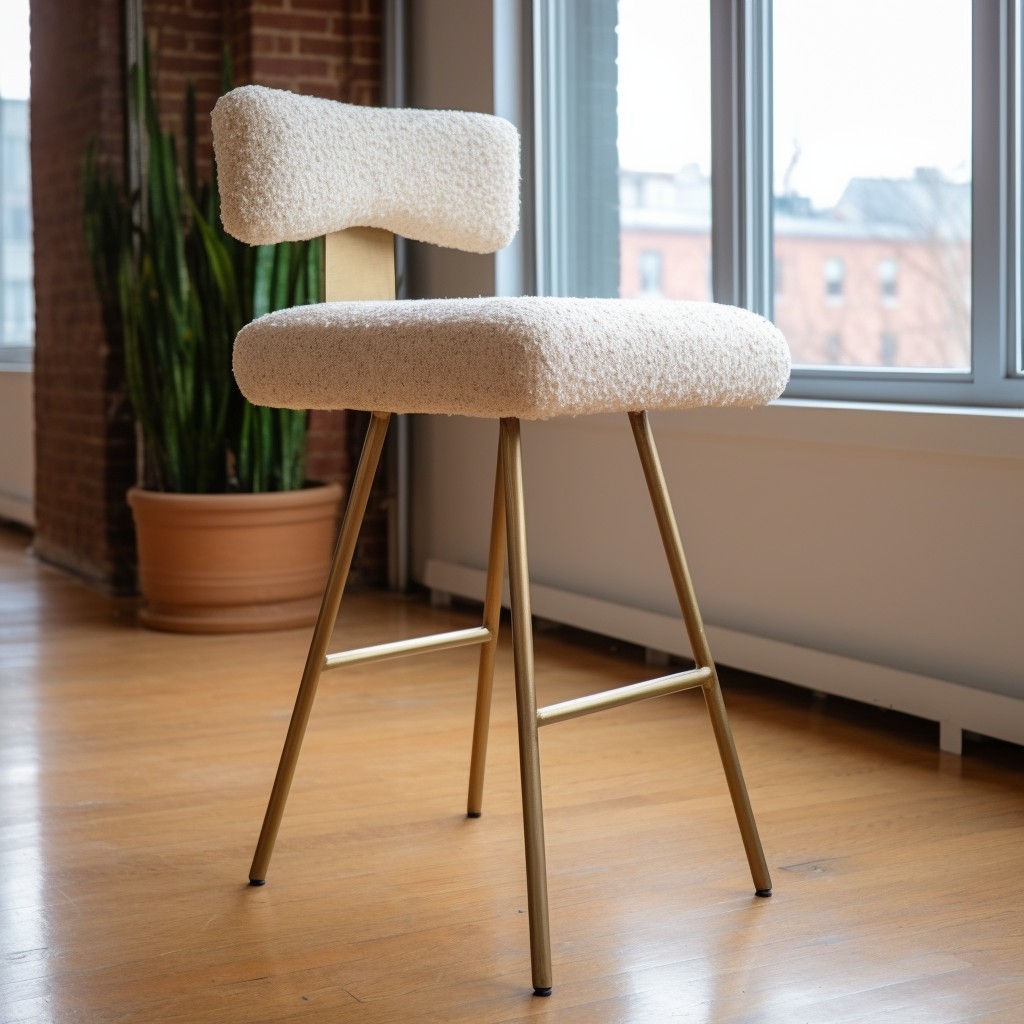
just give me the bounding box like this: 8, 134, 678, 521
82, 43, 319, 494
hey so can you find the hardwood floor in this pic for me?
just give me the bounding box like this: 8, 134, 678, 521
1, 524, 1022, 1023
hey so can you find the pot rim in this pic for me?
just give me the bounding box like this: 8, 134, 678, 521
127, 481, 343, 510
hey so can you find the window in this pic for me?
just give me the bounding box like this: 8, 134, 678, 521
774, 0, 972, 377
823, 257, 844, 301
5, 203, 29, 242
2, 280, 32, 343
878, 258, 899, 302
638, 249, 663, 296
881, 332, 899, 366
616, 0, 711, 302
536, 0, 1023, 407
825, 332, 843, 363
0, 0, 32, 365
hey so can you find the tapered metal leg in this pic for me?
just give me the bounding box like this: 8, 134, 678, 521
499, 418, 553, 996
467, 438, 507, 817
628, 410, 772, 896
249, 412, 392, 885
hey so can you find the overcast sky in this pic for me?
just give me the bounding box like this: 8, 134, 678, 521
0, 0, 29, 100
618, 0, 972, 208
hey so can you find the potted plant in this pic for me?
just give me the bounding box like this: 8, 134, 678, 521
82, 53, 342, 632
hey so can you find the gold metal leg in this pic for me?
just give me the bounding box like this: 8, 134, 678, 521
467, 436, 507, 818
249, 411, 392, 885
628, 410, 772, 897
499, 418, 553, 996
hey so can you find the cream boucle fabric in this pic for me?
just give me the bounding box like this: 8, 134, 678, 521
212, 86, 520, 253
233, 297, 790, 420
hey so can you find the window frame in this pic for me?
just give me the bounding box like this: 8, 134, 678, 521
534, 0, 620, 298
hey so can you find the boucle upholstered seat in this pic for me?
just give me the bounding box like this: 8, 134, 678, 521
234, 296, 788, 419
213, 85, 786, 999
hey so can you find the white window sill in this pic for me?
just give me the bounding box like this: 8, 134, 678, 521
562, 397, 1024, 462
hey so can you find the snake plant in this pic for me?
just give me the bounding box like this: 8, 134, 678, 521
83, 50, 321, 493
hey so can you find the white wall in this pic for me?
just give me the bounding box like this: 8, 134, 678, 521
403, 1, 1024, 751
412, 407, 1024, 697
0, 367, 34, 525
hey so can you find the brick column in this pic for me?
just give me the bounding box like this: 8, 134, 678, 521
31, 0, 386, 591
31, 0, 137, 591
224, 0, 387, 582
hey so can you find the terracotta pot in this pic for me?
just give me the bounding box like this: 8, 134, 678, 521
127, 483, 343, 633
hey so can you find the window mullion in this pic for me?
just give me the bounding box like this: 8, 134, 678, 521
534, 0, 618, 298
971, 0, 1015, 390
710, 0, 773, 316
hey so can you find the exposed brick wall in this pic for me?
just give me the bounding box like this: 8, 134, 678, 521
222, 0, 386, 583
147, 0, 383, 171
32, 0, 387, 591
146, 0, 226, 177
31, 0, 137, 591
242, 0, 382, 104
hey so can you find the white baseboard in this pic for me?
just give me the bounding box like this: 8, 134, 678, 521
422, 559, 1024, 755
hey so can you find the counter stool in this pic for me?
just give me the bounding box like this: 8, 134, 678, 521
212, 85, 790, 996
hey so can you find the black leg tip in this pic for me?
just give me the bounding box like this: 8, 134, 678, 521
249, 879, 266, 887
467, 811, 482, 819
533, 987, 552, 997
755, 887, 772, 898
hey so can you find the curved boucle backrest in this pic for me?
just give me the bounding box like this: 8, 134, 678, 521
211, 85, 520, 253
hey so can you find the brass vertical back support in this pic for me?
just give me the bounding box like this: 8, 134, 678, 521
467, 437, 507, 817
628, 410, 772, 897
324, 228, 396, 301
249, 411, 392, 885
499, 418, 553, 996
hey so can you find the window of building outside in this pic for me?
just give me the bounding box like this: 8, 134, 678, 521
638, 248, 663, 295
0, 0, 32, 366
536, 0, 1023, 407
878, 257, 900, 303
881, 332, 899, 365
823, 257, 844, 301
